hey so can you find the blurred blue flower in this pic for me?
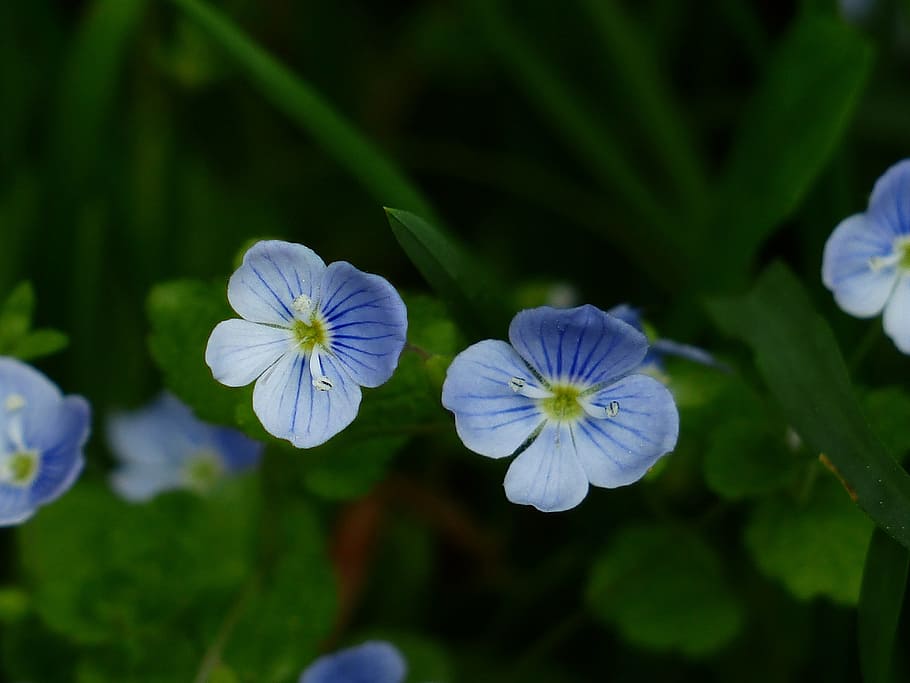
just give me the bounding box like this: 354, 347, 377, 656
607, 304, 720, 376
442, 305, 679, 512
106, 393, 261, 501
300, 641, 406, 683
0, 357, 90, 525
206, 240, 408, 448
823, 160, 910, 353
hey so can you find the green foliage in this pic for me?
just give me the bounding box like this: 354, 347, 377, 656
745, 474, 873, 604
859, 527, 909, 683
710, 264, 910, 548
864, 387, 910, 462
19, 480, 258, 644
0, 282, 68, 360
703, 15, 873, 286
587, 524, 744, 657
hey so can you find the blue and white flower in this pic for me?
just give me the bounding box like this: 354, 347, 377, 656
0, 357, 90, 525
106, 393, 262, 501
300, 641, 406, 683
607, 304, 719, 376
442, 305, 679, 512
205, 240, 408, 448
823, 160, 910, 353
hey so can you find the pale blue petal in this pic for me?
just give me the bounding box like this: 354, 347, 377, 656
106, 394, 201, 467
252, 350, 361, 448
868, 159, 910, 238
320, 261, 407, 388
0, 486, 35, 526
884, 274, 910, 354
0, 357, 63, 451
228, 240, 326, 325
822, 213, 898, 317
300, 641, 406, 683
29, 395, 89, 505
650, 339, 721, 368
503, 421, 589, 512
109, 462, 185, 502
212, 428, 263, 472
206, 319, 294, 387
606, 304, 643, 331
508, 305, 648, 386
441, 340, 545, 458
574, 374, 678, 487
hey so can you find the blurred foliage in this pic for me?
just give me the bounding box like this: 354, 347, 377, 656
2, 0, 910, 680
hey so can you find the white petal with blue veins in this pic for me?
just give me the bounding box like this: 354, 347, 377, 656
503, 421, 589, 512
508, 305, 648, 386
884, 274, 910, 354
320, 261, 408, 388
441, 340, 545, 459
206, 319, 294, 387
228, 240, 326, 325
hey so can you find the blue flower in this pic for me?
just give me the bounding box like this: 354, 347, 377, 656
823, 160, 910, 352
441, 305, 679, 512
106, 393, 262, 501
205, 240, 408, 448
0, 357, 90, 525
299, 641, 406, 683
607, 304, 719, 375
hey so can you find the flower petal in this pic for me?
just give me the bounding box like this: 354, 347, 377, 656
106, 394, 202, 466
320, 261, 408, 388
0, 357, 64, 450
109, 462, 185, 502
574, 374, 678, 487
441, 340, 545, 458
508, 305, 648, 386
868, 159, 910, 237
206, 319, 294, 388
884, 273, 910, 353
606, 304, 644, 331
822, 213, 898, 317
650, 339, 721, 368
503, 421, 589, 512
228, 240, 326, 325
299, 641, 407, 683
29, 395, 89, 505
211, 427, 263, 472
252, 350, 361, 448
0, 486, 35, 526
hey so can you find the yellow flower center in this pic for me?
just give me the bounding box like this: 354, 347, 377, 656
540, 384, 583, 421
293, 316, 328, 352
184, 451, 223, 494
7, 450, 38, 486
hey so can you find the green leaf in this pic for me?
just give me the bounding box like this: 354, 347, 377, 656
708, 263, 910, 549
863, 387, 910, 463
703, 16, 873, 287
586, 524, 744, 656
10, 330, 70, 361
745, 475, 873, 604
385, 208, 510, 338
20, 480, 259, 644
858, 527, 909, 683
225, 501, 337, 683
0, 283, 69, 360
168, 0, 436, 222
147, 279, 256, 435
703, 418, 803, 500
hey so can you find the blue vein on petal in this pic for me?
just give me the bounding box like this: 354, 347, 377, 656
569, 315, 589, 378
332, 333, 399, 342
452, 404, 537, 417
263, 253, 298, 300
249, 265, 294, 319
577, 421, 634, 470
322, 288, 369, 319
581, 328, 620, 383
326, 297, 391, 325
291, 355, 305, 432
330, 320, 400, 332
538, 317, 554, 377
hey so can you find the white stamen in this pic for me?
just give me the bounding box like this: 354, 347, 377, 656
4, 394, 25, 412
579, 397, 620, 420
508, 376, 552, 400
309, 348, 333, 391
292, 294, 313, 314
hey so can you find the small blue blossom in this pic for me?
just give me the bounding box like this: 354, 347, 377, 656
299, 641, 406, 683
106, 393, 262, 501
823, 160, 910, 353
205, 240, 408, 448
442, 305, 679, 512
0, 357, 90, 525
607, 304, 719, 375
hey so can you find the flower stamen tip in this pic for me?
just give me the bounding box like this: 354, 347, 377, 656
291, 293, 313, 314
4, 394, 25, 412
313, 376, 334, 391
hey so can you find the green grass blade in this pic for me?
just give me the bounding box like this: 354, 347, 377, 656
465, 0, 687, 274
170, 0, 437, 222
702, 15, 872, 289
385, 208, 510, 338
709, 263, 910, 549
859, 527, 909, 683
579, 0, 706, 216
